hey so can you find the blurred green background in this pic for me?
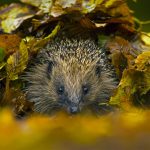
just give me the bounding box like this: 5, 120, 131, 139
127, 0, 150, 32
0, 0, 150, 32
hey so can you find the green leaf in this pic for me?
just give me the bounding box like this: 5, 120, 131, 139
98, 35, 109, 47
0, 47, 5, 62
0, 62, 6, 70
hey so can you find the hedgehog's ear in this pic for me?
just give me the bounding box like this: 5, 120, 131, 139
95, 64, 101, 77
47, 60, 56, 79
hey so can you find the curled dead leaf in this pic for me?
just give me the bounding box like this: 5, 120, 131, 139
0, 3, 36, 33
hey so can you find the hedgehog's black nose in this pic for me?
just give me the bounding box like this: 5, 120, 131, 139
68, 106, 79, 114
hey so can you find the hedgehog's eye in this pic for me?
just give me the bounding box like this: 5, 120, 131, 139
82, 85, 89, 95
57, 86, 65, 95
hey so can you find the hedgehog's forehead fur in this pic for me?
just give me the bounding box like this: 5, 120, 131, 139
54, 54, 98, 77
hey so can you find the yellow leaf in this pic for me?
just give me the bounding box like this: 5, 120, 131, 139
141, 33, 150, 46
135, 51, 150, 71
105, 0, 118, 8
25, 21, 62, 53
0, 62, 6, 70
6, 40, 28, 80
0, 3, 35, 33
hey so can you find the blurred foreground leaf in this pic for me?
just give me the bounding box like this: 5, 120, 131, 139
0, 109, 150, 150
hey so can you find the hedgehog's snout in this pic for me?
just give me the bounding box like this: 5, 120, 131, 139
67, 100, 80, 114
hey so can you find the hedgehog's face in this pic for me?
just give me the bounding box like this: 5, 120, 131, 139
47, 59, 116, 114
25, 59, 116, 114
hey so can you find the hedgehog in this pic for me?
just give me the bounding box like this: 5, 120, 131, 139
24, 35, 118, 114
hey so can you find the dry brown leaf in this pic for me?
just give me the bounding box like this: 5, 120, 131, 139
0, 34, 21, 56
